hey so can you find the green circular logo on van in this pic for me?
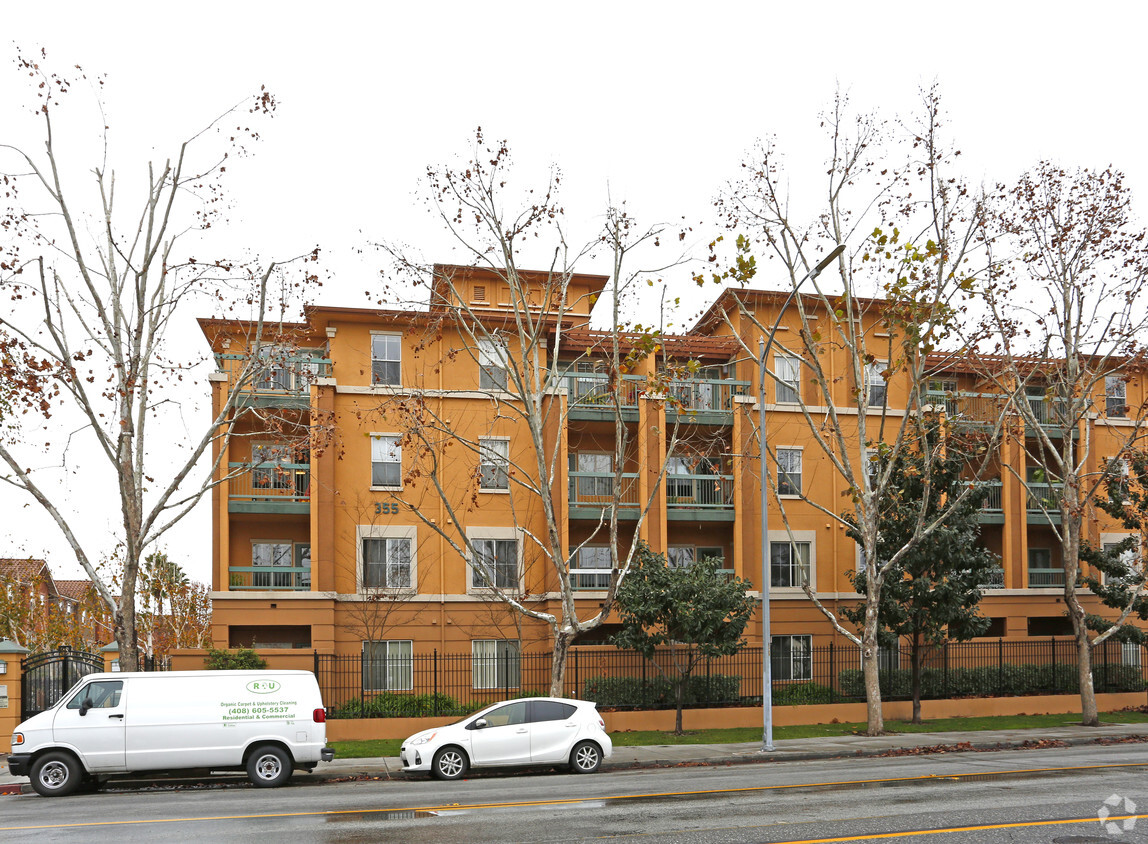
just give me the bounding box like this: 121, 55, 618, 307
246, 680, 281, 694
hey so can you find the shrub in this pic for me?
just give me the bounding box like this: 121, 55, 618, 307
330, 692, 464, 719
582, 673, 742, 709
771, 682, 839, 706
205, 647, 267, 670
837, 662, 1145, 700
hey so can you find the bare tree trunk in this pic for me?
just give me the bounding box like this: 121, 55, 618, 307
550, 628, 572, 698
862, 625, 885, 735
674, 677, 686, 735
911, 630, 922, 725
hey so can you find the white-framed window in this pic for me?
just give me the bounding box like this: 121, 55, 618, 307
1123, 642, 1143, 667
866, 361, 887, 408
572, 546, 612, 590
371, 334, 401, 386
252, 540, 306, 589
478, 337, 509, 391
362, 537, 413, 589
771, 635, 812, 681
776, 448, 802, 496
479, 438, 510, 491
770, 540, 811, 588
666, 545, 731, 577
363, 640, 413, 692
1101, 533, 1139, 587
472, 639, 521, 689
667, 546, 695, 569
1027, 547, 1063, 587
371, 435, 402, 489
469, 535, 520, 590
775, 354, 800, 404
865, 449, 880, 491
1106, 375, 1127, 418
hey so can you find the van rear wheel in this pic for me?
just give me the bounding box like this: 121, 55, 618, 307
246, 744, 293, 788
30, 752, 82, 797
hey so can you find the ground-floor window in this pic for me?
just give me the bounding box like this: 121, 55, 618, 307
770, 635, 812, 681
363, 640, 413, 691
472, 639, 521, 689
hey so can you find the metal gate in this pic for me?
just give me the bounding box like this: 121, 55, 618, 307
20, 646, 105, 721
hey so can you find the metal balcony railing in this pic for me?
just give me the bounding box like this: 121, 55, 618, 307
978, 480, 1003, 512
559, 372, 643, 409
569, 569, 613, 591
216, 353, 332, 394
228, 463, 311, 501
1025, 483, 1063, 512
567, 472, 640, 507
227, 565, 311, 591
923, 391, 1008, 425
1028, 567, 1065, 588
665, 379, 749, 414
665, 474, 735, 508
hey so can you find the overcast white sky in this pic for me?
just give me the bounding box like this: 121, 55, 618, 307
3, 1, 1146, 587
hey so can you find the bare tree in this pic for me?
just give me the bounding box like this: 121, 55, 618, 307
0, 53, 319, 669
373, 131, 708, 694
718, 88, 1003, 735
974, 162, 1148, 726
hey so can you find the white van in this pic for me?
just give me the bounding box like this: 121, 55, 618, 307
8, 670, 335, 796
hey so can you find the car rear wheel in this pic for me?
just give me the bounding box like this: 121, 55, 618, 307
570, 741, 602, 774
246, 744, 293, 788
432, 746, 469, 780
30, 751, 83, 797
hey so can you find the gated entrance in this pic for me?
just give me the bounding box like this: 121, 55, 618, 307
20, 646, 104, 721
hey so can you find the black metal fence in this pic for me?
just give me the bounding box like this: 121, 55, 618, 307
315, 638, 1148, 719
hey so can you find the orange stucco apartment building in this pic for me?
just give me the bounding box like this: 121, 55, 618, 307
199, 265, 1147, 671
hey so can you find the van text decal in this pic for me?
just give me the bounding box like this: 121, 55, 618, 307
246, 680, 281, 694
220, 699, 299, 722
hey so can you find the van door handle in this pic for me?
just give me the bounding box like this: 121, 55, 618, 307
108, 714, 124, 719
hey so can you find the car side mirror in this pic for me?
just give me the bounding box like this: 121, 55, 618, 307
473, 718, 488, 729
79, 700, 91, 716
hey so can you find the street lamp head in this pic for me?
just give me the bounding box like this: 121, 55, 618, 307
812, 244, 847, 277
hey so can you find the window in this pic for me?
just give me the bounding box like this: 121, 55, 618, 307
371, 435, 402, 488
667, 454, 723, 503
252, 541, 293, 588
667, 546, 695, 569
472, 639, 521, 689
252, 443, 293, 492
770, 541, 811, 588
256, 344, 292, 391
471, 538, 519, 589
480, 702, 528, 727
866, 362, 887, 408
569, 453, 613, 500
371, 334, 401, 386
776, 449, 802, 496
533, 700, 577, 722
572, 546, 612, 590
775, 355, 800, 404
478, 337, 509, 391
362, 537, 412, 589
479, 438, 510, 491
362, 640, 412, 692
771, 635, 812, 681
1106, 375, 1127, 418
1027, 548, 1063, 587
66, 680, 123, 710
1101, 538, 1138, 587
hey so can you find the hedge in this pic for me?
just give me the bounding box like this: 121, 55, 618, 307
330, 692, 471, 719
582, 673, 742, 708
837, 662, 1146, 700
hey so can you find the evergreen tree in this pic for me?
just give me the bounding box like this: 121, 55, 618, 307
843, 424, 998, 723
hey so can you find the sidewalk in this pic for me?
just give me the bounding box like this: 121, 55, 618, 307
5, 721, 1148, 795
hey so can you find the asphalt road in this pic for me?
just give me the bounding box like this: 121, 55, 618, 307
4, 744, 1148, 843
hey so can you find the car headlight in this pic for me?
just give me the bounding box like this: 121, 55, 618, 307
407, 732, 436, 746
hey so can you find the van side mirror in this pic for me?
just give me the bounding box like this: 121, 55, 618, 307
79, 700, 91, 716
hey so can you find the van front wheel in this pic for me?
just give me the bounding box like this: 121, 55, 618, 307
30, 752, 82, 797
246, 745, 293, 788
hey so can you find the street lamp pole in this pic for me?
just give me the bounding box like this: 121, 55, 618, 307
760, 243, 846, 753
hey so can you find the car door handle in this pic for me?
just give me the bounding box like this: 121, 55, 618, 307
108, 714, 124, 719
515, 728, 528, 734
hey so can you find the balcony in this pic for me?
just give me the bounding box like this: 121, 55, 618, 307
227, 565, 311, 591
923, 391, 1007, 426
666, 473, 735, 521
1028, 567, 1065, 588
1025, 482, 1063, 524
216, 353, 332, 409
228, 462, 311, 514
568, 472, 640, 520
978, 566, 1005, 590
569, 568, 612, 591
666, 378, 749, 425
560, 372, 643, 421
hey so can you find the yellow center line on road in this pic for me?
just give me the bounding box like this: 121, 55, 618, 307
1, 761, 1144, 832
764, 814, 1147, 843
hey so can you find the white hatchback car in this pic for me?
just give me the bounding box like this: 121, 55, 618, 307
400, 697, 612, 780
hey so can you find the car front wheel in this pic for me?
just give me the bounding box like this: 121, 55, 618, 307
569, 741, 602, 774
30, 751, 83, 797
432, 746, 469, 780
246, 744, 293, 788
